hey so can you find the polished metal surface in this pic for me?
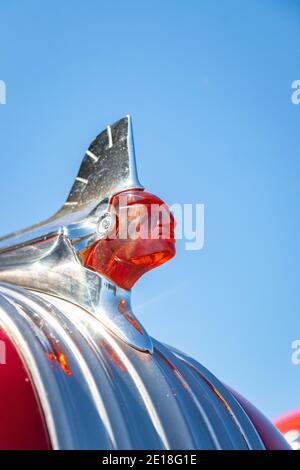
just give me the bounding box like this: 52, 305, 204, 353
0, 116, 150, 352
0, 234, 152, 352
0, 283, 265, 450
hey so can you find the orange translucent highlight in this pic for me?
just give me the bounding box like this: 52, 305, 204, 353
46, 352, 72, 377
118, 299, 144, 334
82, 189, 176, 289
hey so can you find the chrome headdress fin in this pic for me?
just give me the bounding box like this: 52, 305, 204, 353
59, 115, 143, 216
0, 116, 152, 353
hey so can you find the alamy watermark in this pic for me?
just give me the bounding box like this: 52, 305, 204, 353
0, 80, 6, 105
0, 340, 6, 365
291, 339, 300, 365
291, 80, 300, 105
171, 203, 204, 251
98, 193, 205, 251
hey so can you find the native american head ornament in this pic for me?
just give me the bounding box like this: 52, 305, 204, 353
0, 116, 175, 352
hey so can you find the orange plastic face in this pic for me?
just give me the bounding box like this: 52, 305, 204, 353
82, 189, 176, 289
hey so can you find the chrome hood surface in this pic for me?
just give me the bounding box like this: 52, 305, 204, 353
0, 282, 264, 450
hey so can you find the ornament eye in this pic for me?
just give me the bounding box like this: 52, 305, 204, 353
97, 212, 115, 237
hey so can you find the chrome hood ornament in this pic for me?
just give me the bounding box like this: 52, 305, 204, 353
0, 116, 176, 353
0, 116, 286, 451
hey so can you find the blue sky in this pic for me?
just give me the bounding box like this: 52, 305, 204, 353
0, 0, 299, 419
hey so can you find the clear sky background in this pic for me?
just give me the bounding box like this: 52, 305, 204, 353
0, 0, 299, 419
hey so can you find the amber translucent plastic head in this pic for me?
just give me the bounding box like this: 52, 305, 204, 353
82, 189, 176, 289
